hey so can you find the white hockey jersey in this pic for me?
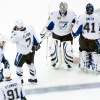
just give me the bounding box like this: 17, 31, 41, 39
10, 26, 38, 54
46, 10, 76, 36
72, 13, 100, 40
0, 78, 25, 100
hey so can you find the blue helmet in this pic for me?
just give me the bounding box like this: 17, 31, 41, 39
86, 3, 94, 14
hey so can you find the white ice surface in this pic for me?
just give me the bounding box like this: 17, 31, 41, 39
4, 39, 100, 100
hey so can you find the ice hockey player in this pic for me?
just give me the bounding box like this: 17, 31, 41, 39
40, 2, 76, 69
0, 34, 10, 82
10, 19, 40, 84
0, 69, 27, 100
72, 3, 100, 72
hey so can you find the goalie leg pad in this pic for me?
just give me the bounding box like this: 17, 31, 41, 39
91, 52, 100, 71
61, 41, 73, 68
79, 51, 89, 69
49, 39, 61, 68
61, 41, 73, 62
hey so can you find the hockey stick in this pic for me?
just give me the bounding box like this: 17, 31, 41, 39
46, 4, 50, 66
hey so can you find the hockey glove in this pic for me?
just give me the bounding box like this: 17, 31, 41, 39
32, 44, 40, 51
4, 60, 10, 69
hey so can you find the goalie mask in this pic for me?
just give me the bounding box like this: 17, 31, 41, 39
15, 19, 24, 28
86, 3, 94, 14
59, 2, 68, 17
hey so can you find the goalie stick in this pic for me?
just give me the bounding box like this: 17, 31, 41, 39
46, 4, 50, 66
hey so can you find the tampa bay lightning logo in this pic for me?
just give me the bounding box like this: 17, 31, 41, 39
59, 21, 68, 30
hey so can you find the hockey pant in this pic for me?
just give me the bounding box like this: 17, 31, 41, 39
90, 52, 100, 71
61, 41, 73, 68
79, 51, 90, 69
49, 39, 61, 68
16, 63, 36, 80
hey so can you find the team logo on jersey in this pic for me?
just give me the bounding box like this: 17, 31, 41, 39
59, 21, 68, 30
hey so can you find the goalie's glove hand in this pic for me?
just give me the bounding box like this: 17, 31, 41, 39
32, 44, 41, 51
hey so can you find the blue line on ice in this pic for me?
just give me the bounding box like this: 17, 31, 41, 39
25, 82, 100, 95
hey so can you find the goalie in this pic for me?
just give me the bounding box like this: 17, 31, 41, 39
40, 2, 76, 69
0, 34, 10, 82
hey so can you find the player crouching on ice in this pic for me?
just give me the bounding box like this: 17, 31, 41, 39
40, 2, 76, 69
10, 19, 40, 84
0, 34, 10, 82
72, 3, 100, 72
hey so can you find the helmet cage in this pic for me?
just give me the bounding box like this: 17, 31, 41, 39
59, 2, 68, 16
86, 3, 94, 14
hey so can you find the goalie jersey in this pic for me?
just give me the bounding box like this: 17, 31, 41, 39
72, 13, 100, 39
46, 10, 76, 36
10, 26, 39, 54
0, 78, 25, 100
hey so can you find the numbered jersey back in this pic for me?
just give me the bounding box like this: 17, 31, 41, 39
78, 13, 100, 39
0, 78, 23, 100
11, 26, 35, 54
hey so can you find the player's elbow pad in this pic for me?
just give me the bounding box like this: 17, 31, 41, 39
46, 21, 54, 30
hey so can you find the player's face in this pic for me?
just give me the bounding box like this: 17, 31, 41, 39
60, 7, 67, 14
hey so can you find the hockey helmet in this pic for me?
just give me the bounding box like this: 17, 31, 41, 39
86, 3, 94, 14
15, 19, 24, 28
3, 69, 11, 78
59, 2, 68, 16
0, 34, 8, 43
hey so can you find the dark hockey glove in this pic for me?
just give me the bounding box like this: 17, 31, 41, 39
13, 26, 17, 30
12, 26, 17, 32
4, 60, 10, 69
32, 44, 40, 51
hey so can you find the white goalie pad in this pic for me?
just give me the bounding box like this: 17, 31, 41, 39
91, 52, 100, 71
61, 41, 73, 63
79, 51, 89, 69
49, 39, 61, 68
